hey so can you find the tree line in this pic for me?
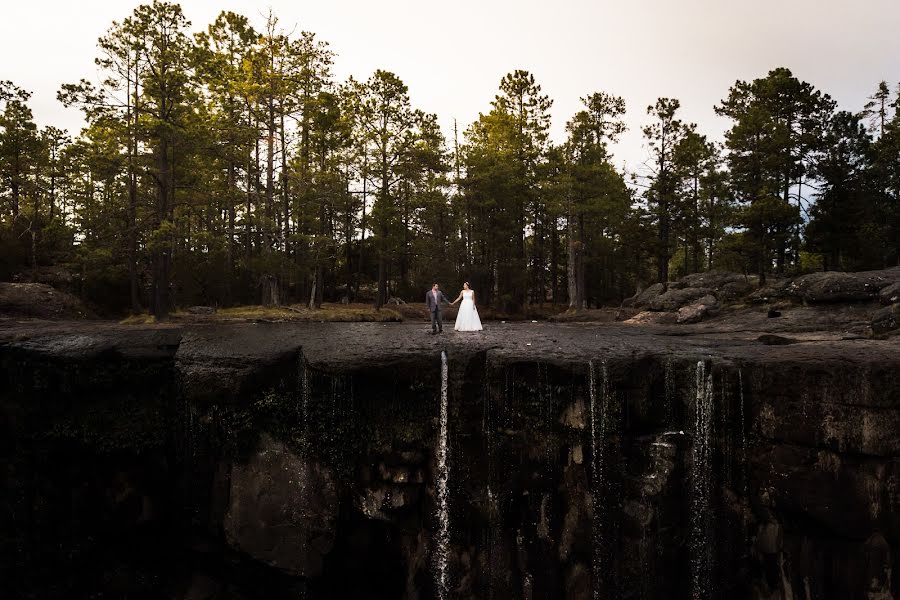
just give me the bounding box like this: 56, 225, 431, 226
1, 1, 898, 317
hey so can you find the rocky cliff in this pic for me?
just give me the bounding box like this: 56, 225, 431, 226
1, 318, 898, 599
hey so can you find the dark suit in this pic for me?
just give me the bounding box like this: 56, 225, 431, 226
425, 289, 450, 332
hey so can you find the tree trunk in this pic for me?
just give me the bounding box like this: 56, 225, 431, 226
375, 151, 389, 310
577, 213, 586, 308
658, 211, 670, 283
566, 212, 579, 309
376, 257, 387, 309
226, 158, 236, 305
151, 136, 171, 319
280, 111, 290, 254
308, 266, 320, 309
261, 274, 280, 306
550, 218, 559, 303
127, 65, 141, 314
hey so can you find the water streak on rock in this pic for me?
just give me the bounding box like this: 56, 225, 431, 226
691, 360, 714, 600
738, 368, 748, 500
588, 359, 610, 600
664, 357, 675, 425
300, 357, 310, 415
436, 350, 451, 599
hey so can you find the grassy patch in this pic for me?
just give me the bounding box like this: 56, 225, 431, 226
119, 313, 158, 325
169, 303, 403, 323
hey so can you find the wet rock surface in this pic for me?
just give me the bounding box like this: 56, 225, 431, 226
223, 434, 338, 577
1, 313, 899, 599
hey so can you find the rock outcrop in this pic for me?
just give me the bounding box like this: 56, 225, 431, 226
871, 304, 900, 334
879, 281, 900, 305
784, 267, 900, 303
676, 294, 719, 323
0, 282, 92, 319
624, 271, 754, 324
648, 286, 714, 312
2, 320, 898, 599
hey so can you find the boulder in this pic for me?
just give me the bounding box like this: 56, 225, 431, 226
223, 434, 338, 577
0, 282, 92, 319
879, 281, 900, 305
623, 282, 666, 308
13, 266, 77, 290
678, 271, 754, 301
676, 295, 719, 324
622, 310, 679, 325
747, 278, 792, 303
718, 279, 754, 300
785, 268, 900, 303
187, 306, 216, 315
679, 270, 744, 290
871, 304, 899, 335
648, 287, 714, 311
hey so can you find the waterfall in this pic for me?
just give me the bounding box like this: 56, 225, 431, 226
664, 357, 675, 425
738, 368, 750, 556
296, 357, 311, 518
300, 357, 310, 416
182, 397, 196, 519
436, 350, 451, 600
738, 368, 748, 500
690, 360, 714, 600
588, 359, 610, 600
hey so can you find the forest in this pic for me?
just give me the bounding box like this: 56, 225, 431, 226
1, 1, 898, 317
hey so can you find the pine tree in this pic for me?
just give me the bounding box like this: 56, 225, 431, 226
716, 68, 835, 281
642, 98, 686, 283
564, 91, 627, 306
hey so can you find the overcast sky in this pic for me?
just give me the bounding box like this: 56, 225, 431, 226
2, 0, 898, 174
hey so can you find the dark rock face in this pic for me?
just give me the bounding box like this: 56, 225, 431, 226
2, 321, 899, 599
223, 434, 338, 577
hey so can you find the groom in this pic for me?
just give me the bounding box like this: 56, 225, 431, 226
425, 282, 451, 334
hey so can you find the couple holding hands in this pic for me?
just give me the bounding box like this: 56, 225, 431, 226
425, 282, 483, 334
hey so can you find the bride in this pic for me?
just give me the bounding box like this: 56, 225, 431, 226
451, 282, 483, 331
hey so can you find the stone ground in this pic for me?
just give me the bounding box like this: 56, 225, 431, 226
2, 301, 897, 382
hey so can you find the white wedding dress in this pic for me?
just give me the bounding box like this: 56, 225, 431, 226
454, 290, 483, 331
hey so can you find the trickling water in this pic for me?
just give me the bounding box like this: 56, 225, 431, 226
296, 358, 311, 520
738, 368, 750, 556
638, 484, 651, 600
664, 357, 675, 425
436, 350, 451, 600
690, 360, 715, 600
300, 358, 310, 416
182, 398, 196, 519
738, 369, 748, 498
588, 359, 610, 600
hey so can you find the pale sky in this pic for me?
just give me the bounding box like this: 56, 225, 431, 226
2, 0, 899, 174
